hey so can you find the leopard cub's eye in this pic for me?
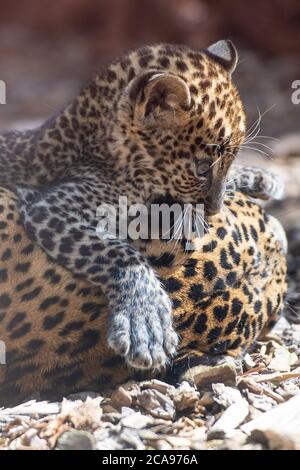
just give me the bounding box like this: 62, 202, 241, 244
195, 160, 211, 177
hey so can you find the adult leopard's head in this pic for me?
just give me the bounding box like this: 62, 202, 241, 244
88, 40, 246, 216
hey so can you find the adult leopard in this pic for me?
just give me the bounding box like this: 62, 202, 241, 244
0, 183, 287, 404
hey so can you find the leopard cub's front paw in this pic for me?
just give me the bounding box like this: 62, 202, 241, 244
107, 281, 178, 370
251, 169, 284, 200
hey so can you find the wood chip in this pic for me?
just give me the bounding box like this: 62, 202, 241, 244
268, 345, 297, 372
243, 354, 256, 370
136, 389, 175, 420
238, 378, 285, 404
0, 400, 60, 417
110, 386, 132, 408
171, 381, 200, 411
208, 399, 249, 439
212, 384, 244, 408
249, 429, 300, 450
121, 411, 153, 429
242, 393, 300, 447
60, 397, 103, 429
251, 371, 300, 383
181, 358, 238, 389
245, 391, 276, 411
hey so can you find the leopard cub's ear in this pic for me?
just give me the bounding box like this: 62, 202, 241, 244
206, 39, 238, 75
128, 71, 191, 128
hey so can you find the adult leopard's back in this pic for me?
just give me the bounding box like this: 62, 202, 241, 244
0, 187, 287, 404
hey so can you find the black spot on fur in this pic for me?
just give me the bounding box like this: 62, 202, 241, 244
43, 311, 65, 330
6, 312, 26, 332
26, 339, 45, 350
177, 314, 196, 331
231, 298, 243, 316
0, 293, 12, 309
0, 268, 8, 282
71, 329, 100, 354
39, 296, 60, 311
9, 323, 31, 339
203, 261, 217, 281
226, 271, 237, 286
213, 304, 229, 321
193, 313, 208, 334
254, 300, 262, 313
2, 249, 12, 261
217, 227, 227, 239
188, 283, 204, 301
207, 327, 222, 344
183, 258, 198, 277
15, 262, 31, 273
163, 277, 183, 293
21, 287, 42, 302
148, 252, 175, 268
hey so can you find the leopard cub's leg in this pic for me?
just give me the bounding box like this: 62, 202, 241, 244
227, 164, 284, 200
17, 182, 178, 371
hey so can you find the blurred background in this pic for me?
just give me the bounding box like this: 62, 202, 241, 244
0, 0, 299, 312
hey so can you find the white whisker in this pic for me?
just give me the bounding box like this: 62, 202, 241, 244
240, 145, 273, 160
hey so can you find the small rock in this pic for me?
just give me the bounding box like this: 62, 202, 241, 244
136, 389, 175, 420
101, 412, 121, 424
216, 430, 247, 450
140, 379, 175, 395
250, 429, 300, 450
208, 399, 249, 439
121, 411, 153, 429
246, 391, 277, 412
243, 353, 256, 370
172, 381, 200, 412
198, 391, 214, 406
212, 384, 243, 408
119, 429, 145, 450
56, 430, 95, 450
61, 397, 103, 429
110, 386, 133, 408
101, 404, 119, 414
268, 345, 295, 372
166, 435, 192, 449
120, 406, 135, 417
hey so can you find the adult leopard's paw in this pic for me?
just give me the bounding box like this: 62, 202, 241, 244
107, 282, 178, 370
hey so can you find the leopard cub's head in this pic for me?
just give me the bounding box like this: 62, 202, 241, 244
96, 41, 246, 215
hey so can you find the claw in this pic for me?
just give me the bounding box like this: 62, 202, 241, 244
108, 297, 176, 369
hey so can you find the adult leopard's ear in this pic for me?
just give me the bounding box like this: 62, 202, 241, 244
129, 71, 191, 128
206, 39, 238, 75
